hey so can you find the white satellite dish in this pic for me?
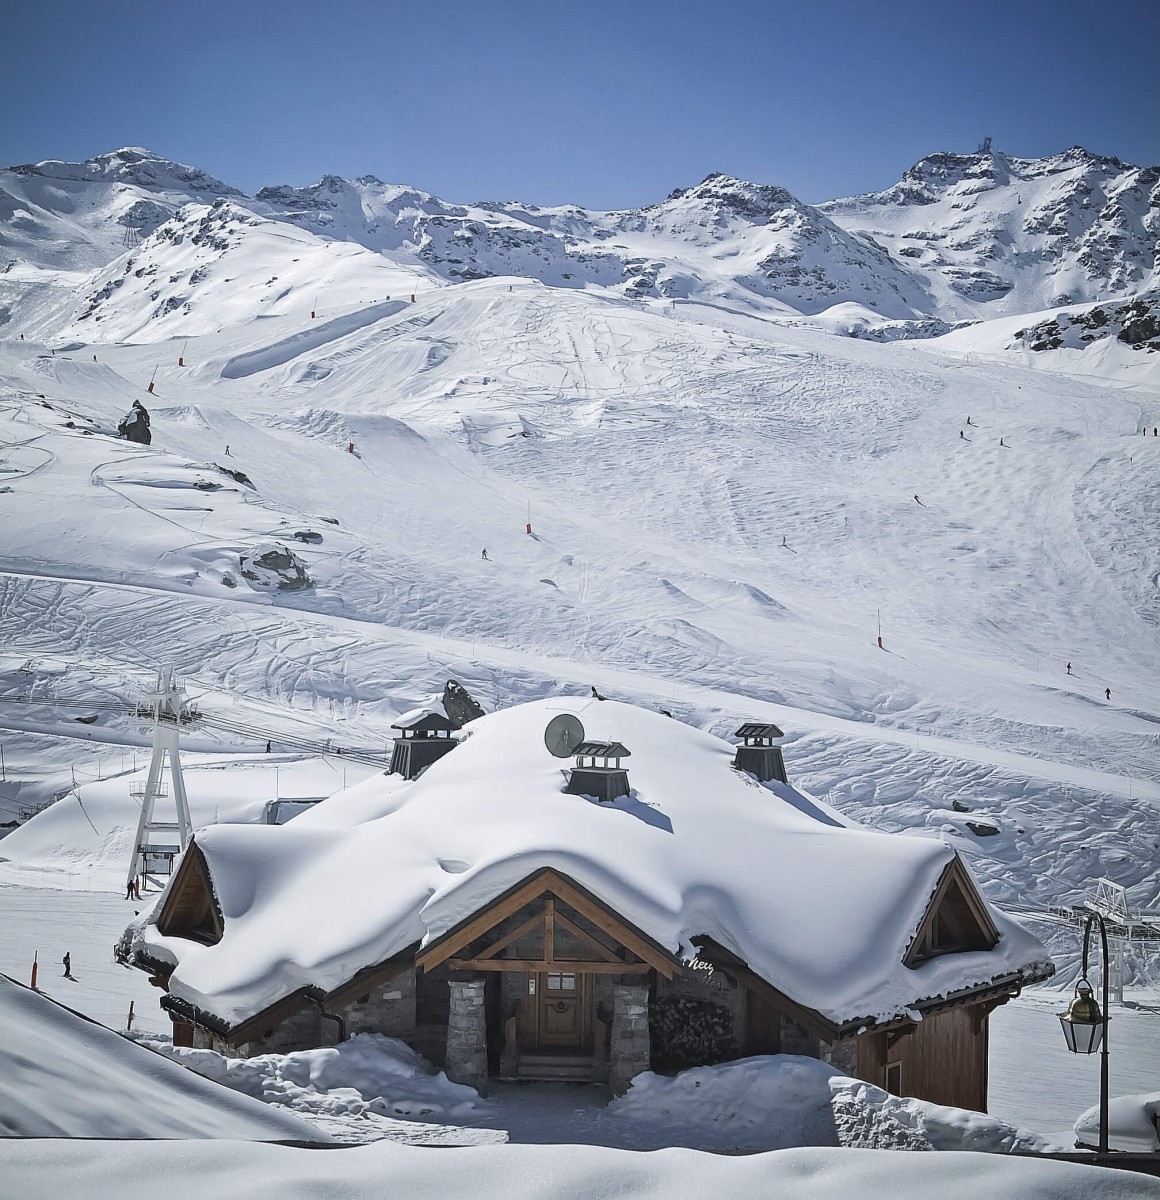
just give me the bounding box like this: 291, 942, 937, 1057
544, 713, 585, 758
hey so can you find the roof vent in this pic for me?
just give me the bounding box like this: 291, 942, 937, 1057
565, 741, 631, 803
732, 722, 788, 784
388, 711, 457, 779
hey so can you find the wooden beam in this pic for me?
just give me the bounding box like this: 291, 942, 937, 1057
473, 911, 546, 961
554, 910, 626, 963
544, 875, 678, 978
447, 958, 652, 974
545, 895, 556, 960
417, 872, 559, 971
417, 868, 680, 978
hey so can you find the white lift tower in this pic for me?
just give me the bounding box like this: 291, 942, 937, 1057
126, 668, 198, 891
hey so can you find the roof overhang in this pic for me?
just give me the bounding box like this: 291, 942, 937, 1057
416, 867, 681, 978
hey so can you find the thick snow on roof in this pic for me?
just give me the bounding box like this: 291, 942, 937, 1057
0, 974, 324, 1140
139, 698, 1050, 1029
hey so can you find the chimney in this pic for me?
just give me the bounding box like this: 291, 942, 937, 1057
388, 711, 458, 779
732, 723, 788, 783
564, 741, 631, 803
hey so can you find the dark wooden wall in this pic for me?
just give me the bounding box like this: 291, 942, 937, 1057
856, 1002, 988, 1112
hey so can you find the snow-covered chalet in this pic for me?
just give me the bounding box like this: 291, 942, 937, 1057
124, 697, 1053, 1109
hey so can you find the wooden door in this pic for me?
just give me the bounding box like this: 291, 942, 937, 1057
537, 971, 587, 1048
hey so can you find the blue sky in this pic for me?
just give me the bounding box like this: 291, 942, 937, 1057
4, 0, 1157, 207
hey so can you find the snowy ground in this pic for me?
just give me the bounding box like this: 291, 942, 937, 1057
1, 884, 1156, 1152
4, 1140, 1160, 1200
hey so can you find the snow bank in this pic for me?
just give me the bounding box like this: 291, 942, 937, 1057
3, 1141, 1157, 1200
609, 1054, 1056, 1153
139, 698, 1050, 1030
0, 974, 325, 1140
1076, 1092, 1160, 1152
139, 1032, 480, 1124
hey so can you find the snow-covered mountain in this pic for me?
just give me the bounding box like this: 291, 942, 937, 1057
823, 147, 1160, 318
4, 144, 1156, 345
255, 170, 933, 318
57, 198, 424, 344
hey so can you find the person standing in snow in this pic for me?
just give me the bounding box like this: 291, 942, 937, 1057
134, 877, 141, 900
126, 878, 135, 900
1067, 662, 1072, 675
62, 952, 71, 978
1105, 687, 1112, 700
481, 548, 488, 560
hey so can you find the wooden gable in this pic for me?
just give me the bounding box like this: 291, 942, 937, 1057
155, 842, 224, 945
415, 868, 679, 978
904, 856, 1000, 969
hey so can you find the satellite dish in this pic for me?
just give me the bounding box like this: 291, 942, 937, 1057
544, 713, 585, 758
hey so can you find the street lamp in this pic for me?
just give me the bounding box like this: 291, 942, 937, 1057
1057, 910, 1111, 1154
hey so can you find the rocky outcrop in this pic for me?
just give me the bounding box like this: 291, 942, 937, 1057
239, 543, 313, 591
1013, 293, 1160, 354
442, 680, 485, 730
117, 400, 151, 445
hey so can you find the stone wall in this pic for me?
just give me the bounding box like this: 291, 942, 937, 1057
228, 1005, 322, 1058
341, 968, 417, 1038
779, 1013, 820, 1058
609, 983, 650, 1096
821, 1035, 858, 1076
444, 979, 488, 1094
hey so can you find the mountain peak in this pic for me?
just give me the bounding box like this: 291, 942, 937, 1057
7, 147, 242, 197
661, 172, 798, 219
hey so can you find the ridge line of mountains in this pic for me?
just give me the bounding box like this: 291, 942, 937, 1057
1, 144, 1157, 344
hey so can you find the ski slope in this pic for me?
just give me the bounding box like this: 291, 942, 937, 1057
2, 271, 1158, 943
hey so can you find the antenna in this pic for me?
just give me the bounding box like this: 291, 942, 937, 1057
126, 667, 198, 891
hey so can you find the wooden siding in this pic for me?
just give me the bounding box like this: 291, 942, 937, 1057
856, 1002, 988, 1112
154, 843, 223, 944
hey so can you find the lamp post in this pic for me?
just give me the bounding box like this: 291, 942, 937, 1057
1057, 909, 1111, 1154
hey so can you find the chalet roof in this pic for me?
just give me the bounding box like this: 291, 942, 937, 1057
131, 698, 1052, 1032
735, 722, 785, 739
572, 741, 631, 759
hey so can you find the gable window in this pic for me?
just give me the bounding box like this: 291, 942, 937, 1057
155, 845, 223, 945
905, 859, 1000, 968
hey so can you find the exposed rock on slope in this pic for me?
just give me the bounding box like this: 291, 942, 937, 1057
1012, 293, 1160, 353
823, 147, 1160, 318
